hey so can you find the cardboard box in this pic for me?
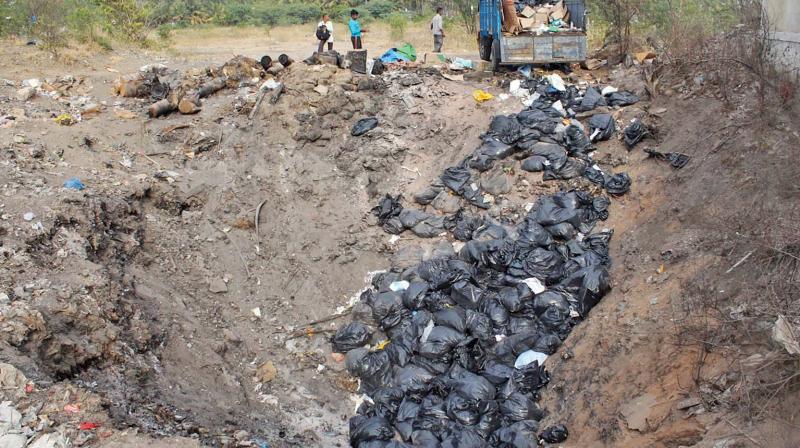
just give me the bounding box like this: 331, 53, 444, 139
535, 12, 550, 25
519, 6, 536, 18
519, 17, 536, 29
551, 1, 567, 20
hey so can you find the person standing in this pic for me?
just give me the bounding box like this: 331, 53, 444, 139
349, 9, 364, 49
431, 7, 445, 53
317, 14, 333, 53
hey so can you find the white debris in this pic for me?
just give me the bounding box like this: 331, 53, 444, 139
601, 86, 618, 96
389, 280, 410, 292
514, 350, 549, 368
23, 212, 34, 221
546, 74, 566, 92
251, 307, 262, 318
522, 278, 546, 294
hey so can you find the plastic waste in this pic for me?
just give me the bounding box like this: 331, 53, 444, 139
577, 87, 607, 112
332, 322, 372, 353
489, 116, 523, 145
540, 424, 569, 443
352, 117, 379, 136
63, 177, 85, 190
514, 350, 548, 368
623, 119, 651, 148
644, 148, 690, 169
606, 91, 640, 106
588, 114, 616, 142
546, 74, 566, 92
473, 90, 494, 103
349, 415, 395, 445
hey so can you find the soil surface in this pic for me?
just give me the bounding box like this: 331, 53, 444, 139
1, 37, 799, 448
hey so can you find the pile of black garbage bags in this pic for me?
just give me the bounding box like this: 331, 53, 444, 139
333, 75, 632, 447
337, 190, 612, 447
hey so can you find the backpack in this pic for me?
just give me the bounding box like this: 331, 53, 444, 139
316, 24, 331, 41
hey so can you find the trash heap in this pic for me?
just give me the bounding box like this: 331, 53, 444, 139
333, 74, 633, 447
505, 0, 583, 34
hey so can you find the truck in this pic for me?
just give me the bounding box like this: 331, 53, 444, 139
478, 0, 588, 71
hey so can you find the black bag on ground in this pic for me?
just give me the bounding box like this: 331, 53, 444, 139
577, 87, 606, 112
540, 424, 569, 443
564, 124, 593, 155
489, 115, 523, 144
349, 415, 394, 446
606, 91, 640, 106
588, 113, 616, 141
352, 117, 379, 136
623, 119, 650, 148
333, 322, 372, 353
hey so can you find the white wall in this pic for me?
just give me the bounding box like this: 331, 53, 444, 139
764, 0, 800, 74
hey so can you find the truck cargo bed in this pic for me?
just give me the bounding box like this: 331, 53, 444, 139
500, 32, 588, 64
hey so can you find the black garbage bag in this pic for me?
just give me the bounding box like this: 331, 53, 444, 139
442, 165, 472, 193
530, 142, 568, 170
372, 291, 409, 330
623, 119, 651, 148
543, 157, 587, 181
533, 333, 562, 354
513, 362, 550, 393
564, 124, 593, 155
398, 209, 432, 229
402, 281, 429, 310
372, 386, 406, 420
644, 147, 690, 169
521, 155, 547, 172
461, 184, 493, 209
483, 360, 515, 385
576, 86, 607, 112
470, 137, 515, 172
490, 420, 540, 448
440, 427, 489, 448
395, 398, 420, 441
540, 424, 569, 443
445, 392, 481, 426
450, 371, 497, 402
434, 307, 467, 333
606, 91, 640, 106
444, 211, 484, 242
418, 326, 465, 359
466, 309, 493, 341
559, 265, 611, 315
603, 172, 632, 196
414, 184, 443, 205
333, 322, 372, 353
583, 165, 606, 187
411, 430, 441, 447
394, 365, 434, 396
352, 117, 380, 136
350, 415, 394, 446
531, 194, 583, 228
346, 349, 393, 395
588, 113, 616, 141
516, 109, 552, 127
499, 392, 544, 422
411, 216, 446, 238
511, 247, 564, 281
372, 194, 403, 227
386, 334, 415, 367
489, 115, 523, 144
516, 219, 554, 247
418, 259, 474, 290
532, 289, 572, 316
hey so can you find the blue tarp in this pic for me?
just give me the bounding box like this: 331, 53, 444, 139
380, 49, 411, 64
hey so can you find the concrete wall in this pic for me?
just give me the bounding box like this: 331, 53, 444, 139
763, 0, 800, 74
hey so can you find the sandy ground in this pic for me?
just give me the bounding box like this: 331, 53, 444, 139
1, 28, 799, 448
168, 23, 479, 64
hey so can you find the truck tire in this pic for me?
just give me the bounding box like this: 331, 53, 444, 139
479, 35, 492, 62
490, 38, 501, 72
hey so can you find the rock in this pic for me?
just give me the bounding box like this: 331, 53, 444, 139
620, 393, 657, 432
313, 85, 329, 96
28, 433, 69, 448
676, 396, 702, 410
209, 278, 228, 293
255, 361, 277, 383
267, 63, 285, 76
233, 430, 250, 441
0, 363, 28, 400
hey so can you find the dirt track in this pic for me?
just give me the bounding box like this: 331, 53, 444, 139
2, 37, 800, 448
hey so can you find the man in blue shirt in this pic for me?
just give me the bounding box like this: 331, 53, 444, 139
349, 10, 365, 49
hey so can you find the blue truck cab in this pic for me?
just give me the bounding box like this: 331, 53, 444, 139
478, 0, 588, 71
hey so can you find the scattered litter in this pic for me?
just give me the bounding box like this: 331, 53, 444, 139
114, 108, 138, 119
601, 86, 618, 96
540, 424, 569, 443
472, 89, 494, 103
514, 350, 549, 368
78, 422, 101, 431
623, 119, 652, 148
546, 74, 566, 92
644, 148, 690, 169
450, 57, 473, 70
772, 315, 800, 356
63, 177, 85, 191
251, 307, 262, 318
23, 212, 35, 221
352, 117, 379, 136
54, 114, 76, 126
63, 404, 80, 414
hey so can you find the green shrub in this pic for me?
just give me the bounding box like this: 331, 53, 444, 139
388, 12, 407, 39
219, 2, 253, 26
253, 3, 285, 26
365, 0, 398, 19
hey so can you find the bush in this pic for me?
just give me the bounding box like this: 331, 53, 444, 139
253, 3, 285, 26
387, 12, 407, 40
219, 2, 253, 26
365, 0, 398, 19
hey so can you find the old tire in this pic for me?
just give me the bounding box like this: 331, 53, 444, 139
479, 35, 492, 61
490, 38, 501, 73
